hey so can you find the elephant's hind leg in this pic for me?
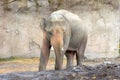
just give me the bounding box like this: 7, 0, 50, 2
65, 50, 75, 68
76, 34, 88, 66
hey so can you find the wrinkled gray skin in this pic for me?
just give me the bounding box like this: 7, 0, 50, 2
39, 10, 88, 71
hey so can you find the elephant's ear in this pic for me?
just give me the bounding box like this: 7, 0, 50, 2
40, 18, 46, 31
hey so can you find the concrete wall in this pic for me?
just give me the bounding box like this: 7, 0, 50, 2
0, 0, 119, 58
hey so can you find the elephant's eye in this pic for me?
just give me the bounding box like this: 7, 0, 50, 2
48, 32, 53, 35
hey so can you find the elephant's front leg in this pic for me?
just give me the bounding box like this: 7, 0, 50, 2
39, 33, 51, 71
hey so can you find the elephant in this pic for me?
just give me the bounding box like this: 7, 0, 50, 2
39, 9, 88, 71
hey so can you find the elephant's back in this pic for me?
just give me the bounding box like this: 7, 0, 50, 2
51, 9, 82, 22
51, 9, 85, 31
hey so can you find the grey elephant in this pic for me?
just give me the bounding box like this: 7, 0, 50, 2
39, 10, 88, 71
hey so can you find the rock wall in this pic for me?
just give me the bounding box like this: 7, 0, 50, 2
73, 7, 120, 59
0, 13, 43, 58
0, 0, 119, 58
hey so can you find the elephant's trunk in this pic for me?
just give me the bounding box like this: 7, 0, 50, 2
54, 46, 64, 70
51, 31, 64, 70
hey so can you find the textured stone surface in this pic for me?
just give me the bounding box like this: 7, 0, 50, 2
0, 13, 43, 58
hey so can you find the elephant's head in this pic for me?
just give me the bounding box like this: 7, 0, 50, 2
41, 14, 70, 51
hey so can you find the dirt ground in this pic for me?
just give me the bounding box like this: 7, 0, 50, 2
0, 57, 120, 80
0, 57, 120, 74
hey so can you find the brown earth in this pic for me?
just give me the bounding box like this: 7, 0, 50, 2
0, 57, 120, 74
0, 57, 120, 80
